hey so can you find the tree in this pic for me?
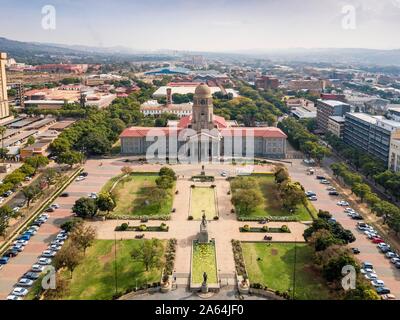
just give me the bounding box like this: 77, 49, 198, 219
231, 176, 257, 191
42, 168, 59, 185
274, 167, 289, 185
26, 136, 35, 146
280, 181, 306, 212
0, 205, 12, 236
19, 164, 35, 176
232, 189, 263, 215
60, 218, 83, 232
159, 167, 176, 180
322, 252, 359, 282
53, 243, 83, 278
70, 224, 96, 255
344, 282, 381, 300
96, 192, 116, 213
351, 183, 372, 202
0, 148, 8, 161
24, 155, 49, 174
76, 131, 112, 155
50, 138, 71, 156
56, 151, 83, 167
156, 175, 174, 189
309, 229, 341, 251
22, 184, 42, 207
131, 238, 164, 271
72, 197, 98, 219
3, 170, 25, 185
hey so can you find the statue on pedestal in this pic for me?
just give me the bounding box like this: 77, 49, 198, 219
201, 271, 209, 293
199, 211, 209, 243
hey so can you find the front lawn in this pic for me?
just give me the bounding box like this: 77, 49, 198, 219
232, 174, 315, 221
190, 186, 217, 219
241, 242, 331, 300
104, 173, 174, 217
58, 239, 164, 300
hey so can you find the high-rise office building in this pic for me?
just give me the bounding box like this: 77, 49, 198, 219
316, 99, 351, 132
0, 52, 10, 119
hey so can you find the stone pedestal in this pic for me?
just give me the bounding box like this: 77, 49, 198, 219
201, 282, 209, 293
199, 224, 209, 243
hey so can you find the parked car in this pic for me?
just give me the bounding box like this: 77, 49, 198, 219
76, 176, 85, 182
37, 258, 52, 265
385, 252, 398, 259
372, 237, 385, 244
371, 280, 385, 287
80, 172, 89, 177
316, 176, 326, 180
42, 250, 57, 258
308, 196, 318, 201
12, 244, 24, 252
6, 295, 22, 300
391, 257, 400, 264
31, 264, 45, 272
395, 262, 400, 269
11, 287, 29, 297
4, 249, 19, 257
328, 191, 339, 196
51, 204, 60, 209
14, 239, 28, 246
327, 186, 336, 191
305, 191, 316, 197
24, 272, 40, 280
45, 207, 55, 213
351, 214, 363, 220
376, 287, 391, 295
0, 256, 10, 264
17, 278, 34, 287
351, 248, 360, 254
364, 272, 378, 280
60, 192, 69, 197
337, 200, 350, 206
49, 244, 62, 251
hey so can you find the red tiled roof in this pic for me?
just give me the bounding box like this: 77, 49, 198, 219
120, 127, 180, 138
177, 115, 192, 128
220, 127, 287, 138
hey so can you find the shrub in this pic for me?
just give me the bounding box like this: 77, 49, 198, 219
262, 225, 269, 232
188, 215, 194, 220
242, 225, 250, 232
280, 225, 290, 233
138, 224, 147, 231
213, 216, 219, 220
160, 223, 168, 231
120, 223, 129, 231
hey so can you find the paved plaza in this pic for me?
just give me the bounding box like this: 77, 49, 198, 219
1, 156, 399, 299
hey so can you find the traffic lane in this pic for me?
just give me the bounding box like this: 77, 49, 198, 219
287, 162, 400, 297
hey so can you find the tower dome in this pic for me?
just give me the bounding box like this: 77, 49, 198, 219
194, 83, 212, 98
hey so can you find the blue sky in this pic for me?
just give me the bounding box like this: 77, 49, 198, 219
1, 0, 400, 51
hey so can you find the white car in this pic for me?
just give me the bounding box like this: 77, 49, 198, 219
14, 240, 28, 246
51, 204, 60, 209
17, 278, 34, 287
364, 273, 378, 280
391, 257, 400, 264
344, 208, 355, 213
6, 295, 22, 300
12, 287, 29, 297
88, 192, 98, 199
386, 252, 398, 259
37, 258, 52, 265
42, 250, 57, 258
49, 244, 62, 251
76, 176, 85, 182
371, 280, 385, 287
360, 268, 375, 274
337, 201, 350, 206
31, 264, 45, 272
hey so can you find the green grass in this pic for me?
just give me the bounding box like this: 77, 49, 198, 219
232, 174, 314, 221
61, 240, 164, 300
192, 242, 218, 285
190, 187, 217, 219
242, 242, 331, 300
104, 173, 174, 217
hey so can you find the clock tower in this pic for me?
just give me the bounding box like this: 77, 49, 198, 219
191, 83, 214, 132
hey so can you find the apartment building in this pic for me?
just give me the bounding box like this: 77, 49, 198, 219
316, 99, 351, 133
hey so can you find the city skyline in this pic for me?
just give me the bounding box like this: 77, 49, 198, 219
1, 0, 400, 52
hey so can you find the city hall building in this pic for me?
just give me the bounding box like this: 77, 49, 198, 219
120, 84, 287, 162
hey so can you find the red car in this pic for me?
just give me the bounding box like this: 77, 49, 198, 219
372, 237, 384, 244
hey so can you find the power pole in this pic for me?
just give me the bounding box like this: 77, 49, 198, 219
114, 233, 118, 295
292, 239, 297, 300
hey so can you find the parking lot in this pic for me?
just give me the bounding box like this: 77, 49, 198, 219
0, 160, 122, 300
288, 159, 400, 298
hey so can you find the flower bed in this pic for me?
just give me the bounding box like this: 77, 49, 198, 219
237, 216, 299, 222
115, 223, 169, 232
231, 240, 247, 277
191, 240, 218, 285
239, 225, 290, 233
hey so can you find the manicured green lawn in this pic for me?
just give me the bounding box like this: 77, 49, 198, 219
241, 242, 331, 300
104, 173, 174, 217
232, 174, 315, 221
190, 187, 217, 219
192, 242, 218, 285
61, 240, 164, 300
